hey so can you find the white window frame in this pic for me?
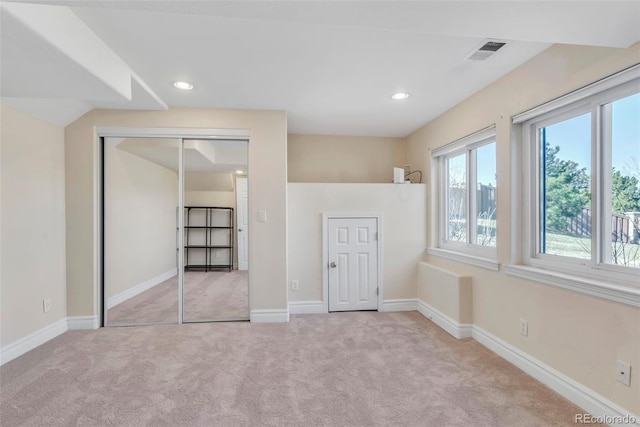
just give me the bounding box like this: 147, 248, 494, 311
430, 126, 498, 268
511, 65, 640, 306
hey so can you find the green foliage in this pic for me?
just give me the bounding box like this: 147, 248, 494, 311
544, 142, 640, 233
611, 168, 640, 213
544, 143, 591, 231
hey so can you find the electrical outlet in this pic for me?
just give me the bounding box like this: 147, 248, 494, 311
258, 210, 267, 222
43, 298, 51, 313
519, 319, 528, 336
617, 360, 631, 386
291, 280, 299, 291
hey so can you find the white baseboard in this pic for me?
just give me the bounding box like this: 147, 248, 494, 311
289, 300, 326, 314
67, 316, 100, 330
250, 309, 290, 323
107, 269, 177, 309
417, 299, 472, 339
380, 298, 417, 312
472, 326, 639, 427
416, 299, 639, 426
0, 317, 68, 366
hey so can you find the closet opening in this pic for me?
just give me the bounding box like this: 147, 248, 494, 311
99, 131, 249, 327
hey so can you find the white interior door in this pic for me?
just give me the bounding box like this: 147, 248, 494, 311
328, 217, 378, 311
236, 177, 249, 271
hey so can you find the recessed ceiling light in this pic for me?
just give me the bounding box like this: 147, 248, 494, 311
236, 170, 245, 174
391, 92, 410, 101
173, 81, 194, 90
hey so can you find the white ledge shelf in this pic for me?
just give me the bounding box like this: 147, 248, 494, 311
504, 265, 640, 308
427, 248, 500, 271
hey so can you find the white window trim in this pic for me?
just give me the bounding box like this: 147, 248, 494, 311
431, 125, 498, 261
512, 66, 640, 307
512, 64, 640, 124
427, 247, 500, 271
504, 265, 640, 308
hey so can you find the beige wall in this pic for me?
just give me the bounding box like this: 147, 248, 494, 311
288, 183, 426, 303
288, 134, 407, 183
407, 43, 640, 414
1, 104, 67, 347
65, 108, 287, 318
185, 190, 235, 207
105, 144, 178, 299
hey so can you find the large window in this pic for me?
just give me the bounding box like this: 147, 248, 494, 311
522, 75, 640, 283
435, 126, 497, 258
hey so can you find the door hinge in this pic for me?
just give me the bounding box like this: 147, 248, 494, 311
375, 232, 378, 241
377, 287, 379, 295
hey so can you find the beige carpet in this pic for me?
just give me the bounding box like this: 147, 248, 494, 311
107, 270, 248, 324
0, 311, 600, 426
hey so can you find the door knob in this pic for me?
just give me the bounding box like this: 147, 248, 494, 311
330, 261, 337, 268
239, 228, 243, 232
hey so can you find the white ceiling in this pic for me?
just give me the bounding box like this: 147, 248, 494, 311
1, 1, 639, 137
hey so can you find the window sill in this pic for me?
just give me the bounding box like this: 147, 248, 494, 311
503, 265, 640, 308
427, 248, 500, 271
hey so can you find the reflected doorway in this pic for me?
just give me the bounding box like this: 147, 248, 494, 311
102, 136, 249, 326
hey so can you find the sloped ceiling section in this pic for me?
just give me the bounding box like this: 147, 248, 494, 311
0, 2, 166, 126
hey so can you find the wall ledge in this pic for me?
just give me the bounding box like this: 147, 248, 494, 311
504, 264, 640, 308
427, 247, 500, 271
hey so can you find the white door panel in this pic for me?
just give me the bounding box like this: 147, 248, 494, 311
328, 217, 378, 311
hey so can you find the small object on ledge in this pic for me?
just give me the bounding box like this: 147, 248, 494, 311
393, 167, 405, 183
404, 170, 423, 183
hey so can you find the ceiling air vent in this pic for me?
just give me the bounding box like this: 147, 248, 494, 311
466, 40, 507, 61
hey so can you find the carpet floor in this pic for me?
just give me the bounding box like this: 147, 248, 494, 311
107, 270, 249, 325
0, 311, 600, 426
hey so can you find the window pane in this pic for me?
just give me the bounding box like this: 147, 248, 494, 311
540, 113, 591, 259
608, 93, 640, 268
475, 142, 496, 246
447, 154, 466, 242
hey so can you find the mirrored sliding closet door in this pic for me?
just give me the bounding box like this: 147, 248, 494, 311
104, 137, 180, 326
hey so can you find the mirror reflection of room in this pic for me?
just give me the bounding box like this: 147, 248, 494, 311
103, 137, 248, 326
183, 139, 249, 322
104, 137, 180, 325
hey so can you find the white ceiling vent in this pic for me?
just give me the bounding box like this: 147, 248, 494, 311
466, 40, 507, 61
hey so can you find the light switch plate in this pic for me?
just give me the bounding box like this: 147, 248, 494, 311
258, 210, 267, 222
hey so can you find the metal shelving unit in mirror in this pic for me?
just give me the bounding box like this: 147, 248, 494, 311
183, 206, 234, 272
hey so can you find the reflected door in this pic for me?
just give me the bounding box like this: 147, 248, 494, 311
104, 137, 180, 325
236, 177, 249, 271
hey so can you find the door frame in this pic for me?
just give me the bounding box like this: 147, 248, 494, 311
322, 213, 383, 313
96, 126, 250, 327
235, 177, 249, 271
